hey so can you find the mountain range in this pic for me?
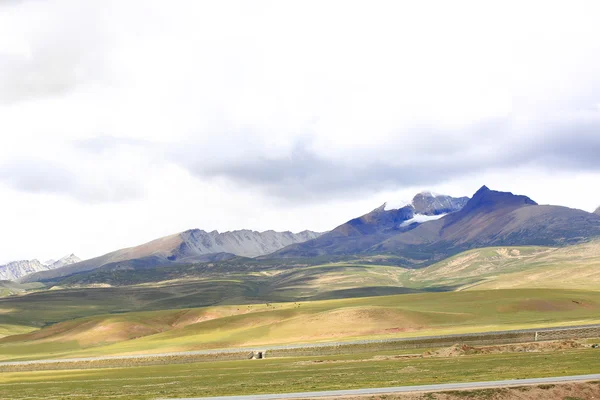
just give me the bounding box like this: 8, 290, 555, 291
268, 186, 600, 265
16, 186, 600, 284
595, 206, 600, 215
21, 229, 322, 283
0, 254, 81, 281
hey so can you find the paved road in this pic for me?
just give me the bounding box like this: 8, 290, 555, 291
161, 374, 600, 400
2, 323, 600, 367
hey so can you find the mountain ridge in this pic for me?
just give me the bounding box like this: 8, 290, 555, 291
266, 192, 469, 259
267, 186, 600, 266
21, 229, 322, 283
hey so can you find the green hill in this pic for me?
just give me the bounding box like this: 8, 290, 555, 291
1, 288, 600, 361
406, 240, 600, 291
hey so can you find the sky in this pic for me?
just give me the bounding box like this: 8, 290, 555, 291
1, 0, 600, 263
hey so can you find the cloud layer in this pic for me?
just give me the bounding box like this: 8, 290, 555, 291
1, 0, 600, 261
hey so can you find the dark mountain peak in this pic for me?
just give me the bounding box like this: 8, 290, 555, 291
475, 185, 491, 195
462, 186, 537, 214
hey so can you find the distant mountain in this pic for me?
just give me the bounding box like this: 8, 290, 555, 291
595, 206, 600, 216
267, 192, 469, 259
0, 254, 81, 281
267, 186, 600, 266
372, 186, 600, 264
48, 254, 81, 269
22, 229, 322, 283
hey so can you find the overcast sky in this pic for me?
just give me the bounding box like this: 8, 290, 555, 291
1, 0, 600, 263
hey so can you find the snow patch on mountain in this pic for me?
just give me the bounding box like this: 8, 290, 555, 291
400, 213, 447, 227
381, 191, 468, 230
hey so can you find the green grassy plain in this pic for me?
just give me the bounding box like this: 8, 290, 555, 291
1, 347, 599, 400
2, 288, 600, 361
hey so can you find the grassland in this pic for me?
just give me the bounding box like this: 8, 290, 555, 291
2, 288, 600, 361
0, 264, 431, 333
1, 346, 600, 399
2, 240, 600, 360
460, 241, 600, 290
4, 240, 598, 328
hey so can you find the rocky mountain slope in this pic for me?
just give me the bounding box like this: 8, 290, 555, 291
372, 186, 600, 263
266, 192, 469, 259
0, 254, 81, 281
268, 186, 600, 266
411, 192, 470, 215
595, 206, 600, 215
22, 229, 322, 283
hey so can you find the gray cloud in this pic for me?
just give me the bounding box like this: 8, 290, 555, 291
532, 116, 600, 170
0, 160, 144, 203
0, 160, 77, 194
176, 114, 600, 202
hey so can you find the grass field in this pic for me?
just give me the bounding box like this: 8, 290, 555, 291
0, 264, 438, 337
2, 240, 600, 361
2, 288, 600, 361
3, 240, 599, 331
1, 346, 599, 399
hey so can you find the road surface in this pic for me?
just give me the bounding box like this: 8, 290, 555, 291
161, 374, 600, 399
